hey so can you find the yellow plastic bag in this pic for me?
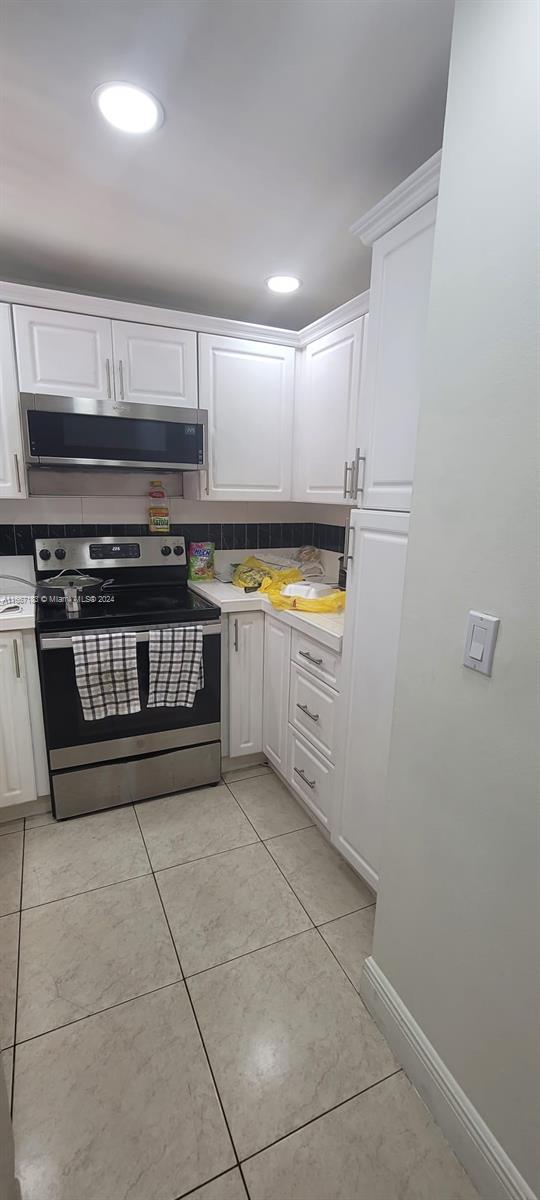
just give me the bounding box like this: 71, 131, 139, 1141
260, 578, 345, 612
231, 556, 302, 591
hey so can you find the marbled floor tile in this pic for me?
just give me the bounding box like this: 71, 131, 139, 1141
2, 1046, 13, 1108
136, 785, 257, 871
222, 765, 271, 784
14, 984, 235, 1200
157, 842, 311, 976
22, 807, 150, 909
266, 826, 374, 924
242, 1071, 479, 1200
0, 914, 18, 1048
188, 1168, 248, 1200
0, 819, 24, 836
188, 929, 397, 1159
228, 772, 314, 840
318, 906, 376, 990
24, 811, 54, 830
0, 833, 23, 917
17, 876, 181, 1041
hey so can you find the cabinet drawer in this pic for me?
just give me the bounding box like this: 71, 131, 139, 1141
289, 663, 337, 761
287, 725, 334, 829
291, 630, 341, 690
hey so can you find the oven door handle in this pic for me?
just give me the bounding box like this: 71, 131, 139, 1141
40, 622, 221, 650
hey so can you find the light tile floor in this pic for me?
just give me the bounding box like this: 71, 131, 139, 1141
1, 768, 479, 1200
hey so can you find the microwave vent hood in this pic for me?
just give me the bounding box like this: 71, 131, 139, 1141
20, 393, 208, 473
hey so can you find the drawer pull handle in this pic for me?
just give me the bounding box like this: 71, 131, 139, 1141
297, 702, 319, 723
299, 649, 323, 666
294, 766, 316, 789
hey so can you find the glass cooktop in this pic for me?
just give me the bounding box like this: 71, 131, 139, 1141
35, 584, 220, 633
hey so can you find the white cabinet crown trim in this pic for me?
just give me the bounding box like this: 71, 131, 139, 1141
0, 280, 369, 350
350, 150, 441, 246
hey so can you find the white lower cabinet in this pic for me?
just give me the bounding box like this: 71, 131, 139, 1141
262, 615, 291, 773
289, 663, 337, 763
0, 632, 37, 808
228, 612, 264, 757
287, 726, 334, 830
333, 509, 409, 891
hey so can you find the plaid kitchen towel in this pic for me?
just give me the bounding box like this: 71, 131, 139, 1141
72, 632, 141, 721
148, 625, 204, 709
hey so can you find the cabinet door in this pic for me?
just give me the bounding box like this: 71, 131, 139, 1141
229, 612, 264, 758
359, 199, 436, 511
13, 306, 114, 399
0, 305, 26, 498
199, 335, 295, 500
333, 509, 409, 890
293, 317, 367, 503
0, 633, 37, 808
262, 614, 291, 774
111, 322, 197, 407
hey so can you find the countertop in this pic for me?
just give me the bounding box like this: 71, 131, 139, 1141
188, 579, 344, 652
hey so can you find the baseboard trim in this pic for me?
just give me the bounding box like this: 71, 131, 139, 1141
360, 957, 537, 1200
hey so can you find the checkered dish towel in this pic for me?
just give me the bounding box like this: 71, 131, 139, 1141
148, 625, 204, 708
72, 632, 141, 721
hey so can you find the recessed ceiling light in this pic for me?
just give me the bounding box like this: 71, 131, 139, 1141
93, 82, 164, 134
266, 275, 302, 294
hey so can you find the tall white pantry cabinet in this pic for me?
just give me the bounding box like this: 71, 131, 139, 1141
333, 154, 439, 889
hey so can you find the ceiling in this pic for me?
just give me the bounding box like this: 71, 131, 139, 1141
0, 0, 454, 329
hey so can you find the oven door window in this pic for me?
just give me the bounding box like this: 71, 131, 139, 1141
40, 633, 220, 751
28, 409, 204, 466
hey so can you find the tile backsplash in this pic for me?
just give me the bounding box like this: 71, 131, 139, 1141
0, 521, 346, 557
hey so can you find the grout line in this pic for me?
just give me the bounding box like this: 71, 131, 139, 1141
238, 1067, 403, 1167
150, 836, 261, 876
10, 818, 25, 1117
317, 902, 376, 930
172, 1163, 249, 1200
133, 804, 245, 1177
184, 924, 315, 982
13, 978, 185, 1048
19, 870, 154, 913
222, 768, 270, 784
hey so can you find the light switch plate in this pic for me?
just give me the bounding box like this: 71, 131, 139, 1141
463, 611, 500, 676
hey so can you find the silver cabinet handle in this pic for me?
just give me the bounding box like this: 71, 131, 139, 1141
351, 448, 366, 499
13, 453, 22, 493
297, 702, 319, 723
343, 460, 353, 499
345, 525, 355, 564
294, 766, 316, 789
299, 649, 323, 666
234, 618, 239, 652
13, 638, 20, 678
119, 358, 125, 400
105, 358, 112, 398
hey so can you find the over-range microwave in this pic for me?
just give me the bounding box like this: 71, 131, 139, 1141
20, 393, 208, 471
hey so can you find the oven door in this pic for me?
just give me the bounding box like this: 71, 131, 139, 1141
21, 394, 207, 470
38, 623, 221, 771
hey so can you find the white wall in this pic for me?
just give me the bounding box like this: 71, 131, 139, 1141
371, 0, 538, 1192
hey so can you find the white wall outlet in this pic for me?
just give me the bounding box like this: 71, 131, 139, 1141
463, 611, 500, 676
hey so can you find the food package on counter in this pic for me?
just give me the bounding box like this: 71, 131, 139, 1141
260, 576, 345, 612
188, 542, 215, 580
231, 556, 302, 592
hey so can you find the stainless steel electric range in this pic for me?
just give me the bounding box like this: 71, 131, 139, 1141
34, 535, 221, 820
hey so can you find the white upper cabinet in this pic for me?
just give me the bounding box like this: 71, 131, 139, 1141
111, 321, 197, 407
359, 198, 437, 511
13, 305, 114, 399
0, 304, 26, 498
293, 317, 367, 504
198, 334, 295, 501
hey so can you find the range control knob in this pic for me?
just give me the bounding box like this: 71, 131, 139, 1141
55, 548, 66, 560
38, 548, 51, 561
161, 545, 172, 557
173, 545, 184, 557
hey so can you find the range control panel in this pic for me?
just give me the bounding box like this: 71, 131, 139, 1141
34, 536, 187, 571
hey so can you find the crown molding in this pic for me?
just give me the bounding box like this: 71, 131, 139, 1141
296, 290, 370, 347
350, 150, 442, 247
0, 280, 300, 348
0, 280, 370, 350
